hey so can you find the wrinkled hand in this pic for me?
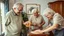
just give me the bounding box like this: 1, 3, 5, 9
30, 30, 43, 34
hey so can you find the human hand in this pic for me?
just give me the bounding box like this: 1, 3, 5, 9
38, 25, 42, 28
30, 30, 43, 34
23, 21, 31, 27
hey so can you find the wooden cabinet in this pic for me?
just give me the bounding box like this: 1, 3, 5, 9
48, 1, 64, 17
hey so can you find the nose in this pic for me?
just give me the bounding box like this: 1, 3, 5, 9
46, 16, 50, 19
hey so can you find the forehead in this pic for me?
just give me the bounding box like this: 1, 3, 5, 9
18, 5, 23, 10
18, 5, 23, 7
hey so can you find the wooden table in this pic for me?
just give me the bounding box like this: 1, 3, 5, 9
28, 33, 49, 36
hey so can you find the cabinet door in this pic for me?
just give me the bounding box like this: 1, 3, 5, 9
49, 2, 62, 15
62, 2, 64, 17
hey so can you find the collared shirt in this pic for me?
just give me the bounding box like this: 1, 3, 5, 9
29, 15, 44, 25
5, 9, 23, 36
53, 13, 64, 30
29, 15, 45, 30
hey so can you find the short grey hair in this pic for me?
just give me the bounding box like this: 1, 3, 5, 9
32, 8, 39, 14
13, 2, 23, 9
43, 8, 55, 16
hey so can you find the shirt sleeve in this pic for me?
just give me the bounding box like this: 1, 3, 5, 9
53, 15, 62, 25
5, 13, 11, 26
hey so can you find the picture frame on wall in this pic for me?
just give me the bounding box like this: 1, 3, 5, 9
26, 4, 41, 15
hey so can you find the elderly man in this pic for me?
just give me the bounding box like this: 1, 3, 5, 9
31, 8, 64, 36
5, 3, 23, 36
29, 8, 45, 31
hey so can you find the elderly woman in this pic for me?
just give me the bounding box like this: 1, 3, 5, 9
29, 8, 45, 31
31, 8, 64, 36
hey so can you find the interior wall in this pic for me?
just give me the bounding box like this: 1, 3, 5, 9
9, 0, 16, 10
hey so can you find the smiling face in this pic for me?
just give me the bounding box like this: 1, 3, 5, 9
45, 14, 53, 20
32, 8, 39, 17
34, 11, 39, 17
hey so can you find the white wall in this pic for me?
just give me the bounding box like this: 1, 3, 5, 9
18, 0, 56, 14
9, 0, 16, 10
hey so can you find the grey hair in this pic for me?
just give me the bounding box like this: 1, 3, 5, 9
32, 8, 39, 14
12, 2, 23, 9
43, 8, 55, 16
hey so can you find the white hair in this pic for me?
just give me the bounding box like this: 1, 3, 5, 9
32, 8, 39, 14
43, 8, 55, 16
12, 2, 23, 9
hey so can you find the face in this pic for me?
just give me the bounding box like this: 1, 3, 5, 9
45, 14, 53, 20
14, 5, 23, 15
18, 5, 23, 12
34, 12, 39, 17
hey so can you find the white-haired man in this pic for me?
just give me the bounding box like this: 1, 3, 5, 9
5, 2, 23, 36
29, 8, 45, 31
31, 8, 64, 36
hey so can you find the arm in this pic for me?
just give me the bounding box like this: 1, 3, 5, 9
41, 16, 45, 26
30, 24, 59, 34
38, 16, 45, 27
40, 21, 45, 26
42, 15, 61, 33
5, 13, 11, 26
42, 24, 59, 32
38, 21, 45, 28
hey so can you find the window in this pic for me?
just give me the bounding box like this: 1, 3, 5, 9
0, 2, 5, 35
0, 3, 2, 35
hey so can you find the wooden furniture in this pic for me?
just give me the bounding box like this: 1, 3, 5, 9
48, 1, 64, 17
48, 31, 54, 36
29, 33, 49, 36
57, 0, 64, 1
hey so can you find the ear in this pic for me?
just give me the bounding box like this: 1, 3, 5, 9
14, 8, 16, 10
14, 8, 18, 11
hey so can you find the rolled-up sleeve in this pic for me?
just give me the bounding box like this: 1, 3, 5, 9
53, 15, 62, 25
